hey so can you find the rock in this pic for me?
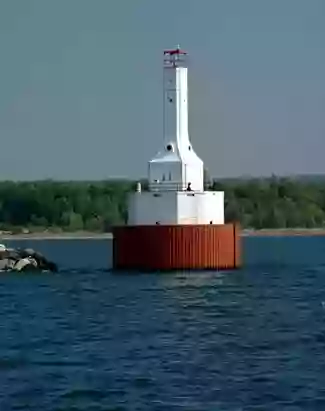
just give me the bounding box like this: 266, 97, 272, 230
22, 248, 35, 256
0, 244, 58, 272
0, 258, 15, 271
14, 257, 38, 272
6, 248, 20, 260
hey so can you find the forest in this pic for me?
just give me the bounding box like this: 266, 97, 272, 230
0, 177, 324, 232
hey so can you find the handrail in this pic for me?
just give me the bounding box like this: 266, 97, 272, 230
149, 182, 188, 191
147, 181, 213, 192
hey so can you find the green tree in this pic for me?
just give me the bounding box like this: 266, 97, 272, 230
0, 177, 324, 232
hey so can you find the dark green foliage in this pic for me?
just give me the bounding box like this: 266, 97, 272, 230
0, 180, 133, 232
0, 176, 325, 232
210, 176, 325, 228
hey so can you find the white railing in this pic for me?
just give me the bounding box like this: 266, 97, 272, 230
148, 182, 211, 192
149, 182, 188, 192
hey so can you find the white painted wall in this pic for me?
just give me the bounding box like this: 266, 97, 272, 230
163, 67, 190, 149
176, 67, 189, 150
128, 191, 225, 225
128, 191, 178, 225
148, 156, 183, 191
184, 162, 204, 192
196, 191, 224, 224
148, 152, 204, 192
163, 66, 177, 146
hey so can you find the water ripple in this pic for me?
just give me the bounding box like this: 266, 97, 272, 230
0, 238, 324, 410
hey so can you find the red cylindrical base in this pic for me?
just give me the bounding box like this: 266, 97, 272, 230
112, 223, 241, 271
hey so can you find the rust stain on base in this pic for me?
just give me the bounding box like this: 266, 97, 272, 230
112, 224, 241, 271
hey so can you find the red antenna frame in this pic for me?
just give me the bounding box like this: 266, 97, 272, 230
163, 45, 188, 68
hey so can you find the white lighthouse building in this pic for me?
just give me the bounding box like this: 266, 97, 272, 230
128, 46, 225, 226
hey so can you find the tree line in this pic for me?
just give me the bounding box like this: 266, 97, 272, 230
0, 177, 324, 232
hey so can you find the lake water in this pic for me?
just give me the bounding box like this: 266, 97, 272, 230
1, 236, 325, 410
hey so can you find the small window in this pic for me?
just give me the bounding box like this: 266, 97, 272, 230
162, 174, 165, 181
169, 172, 172, 180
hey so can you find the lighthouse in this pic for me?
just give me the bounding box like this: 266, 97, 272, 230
113, 47, 241, 271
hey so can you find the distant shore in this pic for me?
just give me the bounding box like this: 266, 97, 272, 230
1, 228, 325, 240
242, 228, 325, 237
0, 232, 114, 240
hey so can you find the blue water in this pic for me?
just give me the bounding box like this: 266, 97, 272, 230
1, 237, 325, 410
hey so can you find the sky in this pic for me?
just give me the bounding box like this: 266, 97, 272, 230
0, 0, 324, 180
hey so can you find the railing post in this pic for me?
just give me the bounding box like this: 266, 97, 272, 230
149, 181, 188, 192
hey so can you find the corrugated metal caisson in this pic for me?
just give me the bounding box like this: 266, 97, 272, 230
112, 224, 241, 271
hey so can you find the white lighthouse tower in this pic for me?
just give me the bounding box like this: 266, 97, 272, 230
128, 46, 225, 226
113, 47, 241, 271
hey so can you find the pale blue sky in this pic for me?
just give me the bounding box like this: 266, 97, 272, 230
0, 0, 324, 180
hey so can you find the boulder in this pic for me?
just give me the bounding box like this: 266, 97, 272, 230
14, 257, 38, 272
0, 258, 15, 271
0, 244, 58, 272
